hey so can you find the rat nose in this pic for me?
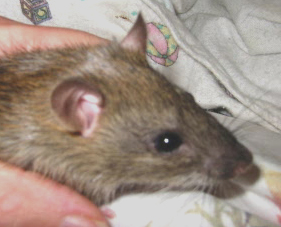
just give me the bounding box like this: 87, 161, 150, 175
203, 144, 253, 180
203, 158, 252, 180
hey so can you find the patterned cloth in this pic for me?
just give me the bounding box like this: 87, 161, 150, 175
0, 0, 280, 226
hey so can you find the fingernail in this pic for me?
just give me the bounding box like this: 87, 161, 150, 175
60, 215, 110, 227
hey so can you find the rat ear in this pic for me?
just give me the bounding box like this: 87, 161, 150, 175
121, 14, 147, 53
51, 79, 103, 137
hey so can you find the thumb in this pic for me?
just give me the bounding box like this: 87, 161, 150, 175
0, 162, 110, 227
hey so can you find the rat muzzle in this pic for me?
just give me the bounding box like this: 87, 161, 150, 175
202, 143, 253, 180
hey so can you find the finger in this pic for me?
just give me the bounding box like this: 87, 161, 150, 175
0, 16, 23, 25
0, 162, 111, 227
0, 16, 109, 56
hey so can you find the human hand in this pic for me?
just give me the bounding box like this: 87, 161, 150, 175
0, 16, 110, 227
0, 16, 108, 56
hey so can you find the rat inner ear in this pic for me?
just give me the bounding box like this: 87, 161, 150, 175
51, 79, 103, 137
120, 14, 147, 53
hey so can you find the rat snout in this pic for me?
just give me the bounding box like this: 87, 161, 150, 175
232, 144, 253, 176
203, 144, 253, 180
203, 158, 252, 180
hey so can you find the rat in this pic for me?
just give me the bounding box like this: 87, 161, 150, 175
0, 15, 252, 206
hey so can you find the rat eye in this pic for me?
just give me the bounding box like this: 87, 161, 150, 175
154, 132, 182, 153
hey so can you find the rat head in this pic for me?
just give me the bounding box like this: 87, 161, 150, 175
45, 15, 253, 205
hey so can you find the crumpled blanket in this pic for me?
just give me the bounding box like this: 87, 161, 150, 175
0, 0, 280, 226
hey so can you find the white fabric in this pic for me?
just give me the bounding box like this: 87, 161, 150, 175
0, 0, 281, 226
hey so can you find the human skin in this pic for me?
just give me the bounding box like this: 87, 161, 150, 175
0, 16, 110, 227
